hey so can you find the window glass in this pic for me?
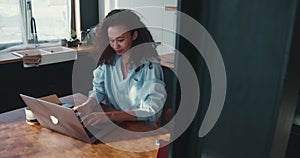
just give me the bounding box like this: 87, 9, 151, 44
0, 0, 70, 50
0, 0, 22, 44
31, 0, 70, 41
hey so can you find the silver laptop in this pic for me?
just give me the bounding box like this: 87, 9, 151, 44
20, 94, 115, 144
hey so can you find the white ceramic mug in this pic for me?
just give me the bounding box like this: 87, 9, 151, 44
24, 107, 36, 121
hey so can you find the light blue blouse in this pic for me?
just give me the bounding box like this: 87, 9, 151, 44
89, 55, 167, 123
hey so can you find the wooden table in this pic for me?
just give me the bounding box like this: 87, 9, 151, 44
0, 94, 170, 158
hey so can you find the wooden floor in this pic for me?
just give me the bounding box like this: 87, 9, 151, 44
285, 125, 300, 158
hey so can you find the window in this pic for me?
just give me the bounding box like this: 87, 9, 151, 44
0, 0, 22, 46
0, 0, 71, 50
31, 0, 70, 41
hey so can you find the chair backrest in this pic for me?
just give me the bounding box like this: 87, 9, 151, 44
158, 66, 181, 126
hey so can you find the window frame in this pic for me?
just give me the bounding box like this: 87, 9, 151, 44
0, 0, 72, 51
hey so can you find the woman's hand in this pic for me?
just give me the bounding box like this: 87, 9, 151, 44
72, 98, 100, 116
73, 103, 94, 116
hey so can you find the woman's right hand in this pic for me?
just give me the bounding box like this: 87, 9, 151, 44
72, 98, 100, 116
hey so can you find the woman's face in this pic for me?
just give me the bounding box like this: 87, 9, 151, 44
108, 25, 138, 56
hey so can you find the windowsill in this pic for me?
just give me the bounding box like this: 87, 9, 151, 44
0, 43, 62, 64
0, 42, 61, 53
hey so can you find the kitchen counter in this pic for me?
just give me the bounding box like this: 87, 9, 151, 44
0, 46, 175, 68
0, 51, 22, 64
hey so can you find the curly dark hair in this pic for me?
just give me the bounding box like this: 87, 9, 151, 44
93, 9, 160, 67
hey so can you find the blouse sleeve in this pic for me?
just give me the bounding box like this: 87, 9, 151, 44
88, 65, 106, 104
134, 62, 167, 123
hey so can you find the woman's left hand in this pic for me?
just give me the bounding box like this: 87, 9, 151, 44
82, 112, 111, 127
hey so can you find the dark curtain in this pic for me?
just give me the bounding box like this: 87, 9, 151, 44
80, 0, 99, 31
172, 0, 299, 158
70, 0, 99, 35
70, 0, 76, 35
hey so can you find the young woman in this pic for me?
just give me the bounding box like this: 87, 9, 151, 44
74, 9, 167, 126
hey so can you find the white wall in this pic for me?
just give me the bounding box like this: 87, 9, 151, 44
102, 0, 177, 55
